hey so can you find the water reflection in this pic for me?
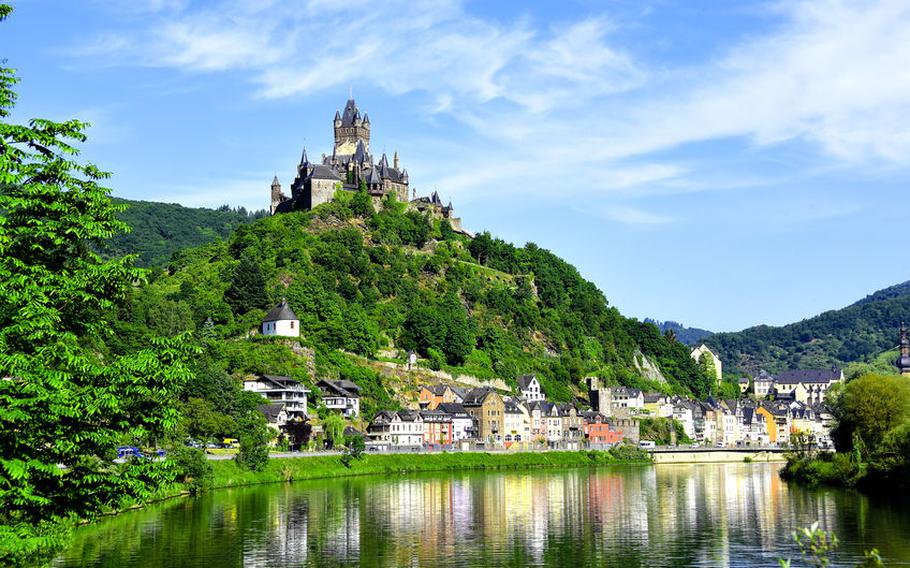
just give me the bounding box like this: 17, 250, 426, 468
54, 463, 910, 567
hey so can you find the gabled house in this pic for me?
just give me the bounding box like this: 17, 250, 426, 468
420, 409, 454, 446
461, 388, 505, 445
516, 374, 545, 402
258, 403, 289, 433
643, 393, 674, 418
367, 410, 423, 447
316, 379, 361, 418
437, 402, 475, 441
558, 404, 584, 448
753, 370, 774, 399
418, 385, 462, 410
503, 398, 531, 445
243, 374, 309, 420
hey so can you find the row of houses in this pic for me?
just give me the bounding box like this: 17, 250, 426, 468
589, 380, 835, 448
367, 376, 635, 450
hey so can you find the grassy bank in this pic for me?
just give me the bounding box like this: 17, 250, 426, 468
780, 452, 910, 492
210, 447, 653, 489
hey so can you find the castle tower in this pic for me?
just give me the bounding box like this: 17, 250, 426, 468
334, 98, 370, 156
269, 176, 284, 215
897, 323, 910, 376
393, 151, 399, 170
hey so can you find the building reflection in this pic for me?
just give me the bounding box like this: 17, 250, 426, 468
54, 463, 910, 568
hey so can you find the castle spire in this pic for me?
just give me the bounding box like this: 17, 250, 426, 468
393, 150, 399, 170
300, 147, 309, 165
272, 175, 280, 187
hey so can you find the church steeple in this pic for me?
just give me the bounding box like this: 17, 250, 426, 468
897, 322, 910, 376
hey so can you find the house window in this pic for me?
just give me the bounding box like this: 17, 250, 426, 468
290, 321, 295, 329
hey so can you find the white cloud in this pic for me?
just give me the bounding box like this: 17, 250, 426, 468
73, 0, 910, 216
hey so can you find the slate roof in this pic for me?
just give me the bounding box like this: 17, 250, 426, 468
775, 368, 842, 384
258, 403, 286, 423
341, 98, 360, 126
436, 402, 469, 417
643, 393, 665, 404
462, 387, 496, 406
255, 374, 308, 391
263, 299, 297, 322
517, 374, 537, 390
317, 379, 361, 397
611, 387, 642, 397
310, 164, 341, 181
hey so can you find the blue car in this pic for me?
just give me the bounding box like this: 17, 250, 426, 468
117, 446, 147, 460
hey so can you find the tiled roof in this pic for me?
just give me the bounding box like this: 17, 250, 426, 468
517, 374, 536, 390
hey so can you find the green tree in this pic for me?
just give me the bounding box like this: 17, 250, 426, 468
832, 373, 910, 454
323, 413, 346, 449
235, 412, 271, 471
225, 254, 268, 314
0, 7, 195, 559
350, 183, 373, 218
699, 352, 718, 384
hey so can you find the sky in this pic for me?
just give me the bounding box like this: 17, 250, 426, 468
4, 0, 910, 332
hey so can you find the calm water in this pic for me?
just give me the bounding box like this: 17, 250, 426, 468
54, 463, 910, 567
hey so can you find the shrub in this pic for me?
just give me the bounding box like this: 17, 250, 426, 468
171, 445, 214, 494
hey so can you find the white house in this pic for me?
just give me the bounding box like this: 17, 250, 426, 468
603, 387, 644, 415
517, 374, 545, 402
753, 370, 774, 399
262, 298, 299, 337
437, 403, 475, 441
316, 379, 361, 418
243, 374, 309, 420
503, 398, 531, 444
368, 411, 424, 447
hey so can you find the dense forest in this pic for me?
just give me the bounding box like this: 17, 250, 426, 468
109, 190, 718, 429
102, 198, 266, 267
644, 319, 713, 346
706, 281, 910, 376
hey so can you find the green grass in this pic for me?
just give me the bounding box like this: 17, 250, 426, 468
210, 449, 652, 489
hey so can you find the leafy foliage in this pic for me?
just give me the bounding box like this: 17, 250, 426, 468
0, 7, 195, 559
707, 281, 910, 375
103, 199, 265, 268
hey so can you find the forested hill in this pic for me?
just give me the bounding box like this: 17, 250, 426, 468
644, 319, 713, 346
112, 192, 719, 419
103, 198, 267, 267
705, 280, 910, 376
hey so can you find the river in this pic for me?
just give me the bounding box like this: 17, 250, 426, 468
53, 462, 910, 567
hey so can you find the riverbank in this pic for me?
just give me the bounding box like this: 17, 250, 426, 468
779, 452, 909, 493
209, 447, 653, 489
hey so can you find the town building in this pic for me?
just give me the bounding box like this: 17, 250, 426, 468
559, 404, 584, 449
643, 393, 674, 418
243, 374, 309, 420
581, 412, 623, 448
436, 402, 475, 442
258, 403, 289, 434
368, 410, 423, 447
517, 374, 545, 402
503, 398, 531, 446
691, 344, 723, 384
316, 379, 362, 418
753, 370, 774, 399
461, 388, 505, 446
601, 387, 644, 416
418, 385, 463, 410
737, 377, 750, 394
420, 409, 454, 447
261, 298, 299, 338
773, 368, 843, 404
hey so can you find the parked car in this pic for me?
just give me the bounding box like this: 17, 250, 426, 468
639, 440, 656, 449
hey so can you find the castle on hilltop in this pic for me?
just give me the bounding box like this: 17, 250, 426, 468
269, 96, 463, 232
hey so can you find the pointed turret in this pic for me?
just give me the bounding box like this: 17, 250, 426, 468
393, 151, 399, 170
380, 153, 389, 169
401, 168, 409, 183
300, 147, 309, 165
271, 175, 280, 187
363, 113, 370, 126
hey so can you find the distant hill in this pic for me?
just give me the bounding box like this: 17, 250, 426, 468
102, 198, 267, 267
705, 281, 910, 376
645, 319, 713, 346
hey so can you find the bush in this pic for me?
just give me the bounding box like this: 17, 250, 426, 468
171, 445, 214, 494
235, 415, 272, 471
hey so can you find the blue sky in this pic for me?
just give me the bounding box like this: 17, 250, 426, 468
5, 0, 910, 332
